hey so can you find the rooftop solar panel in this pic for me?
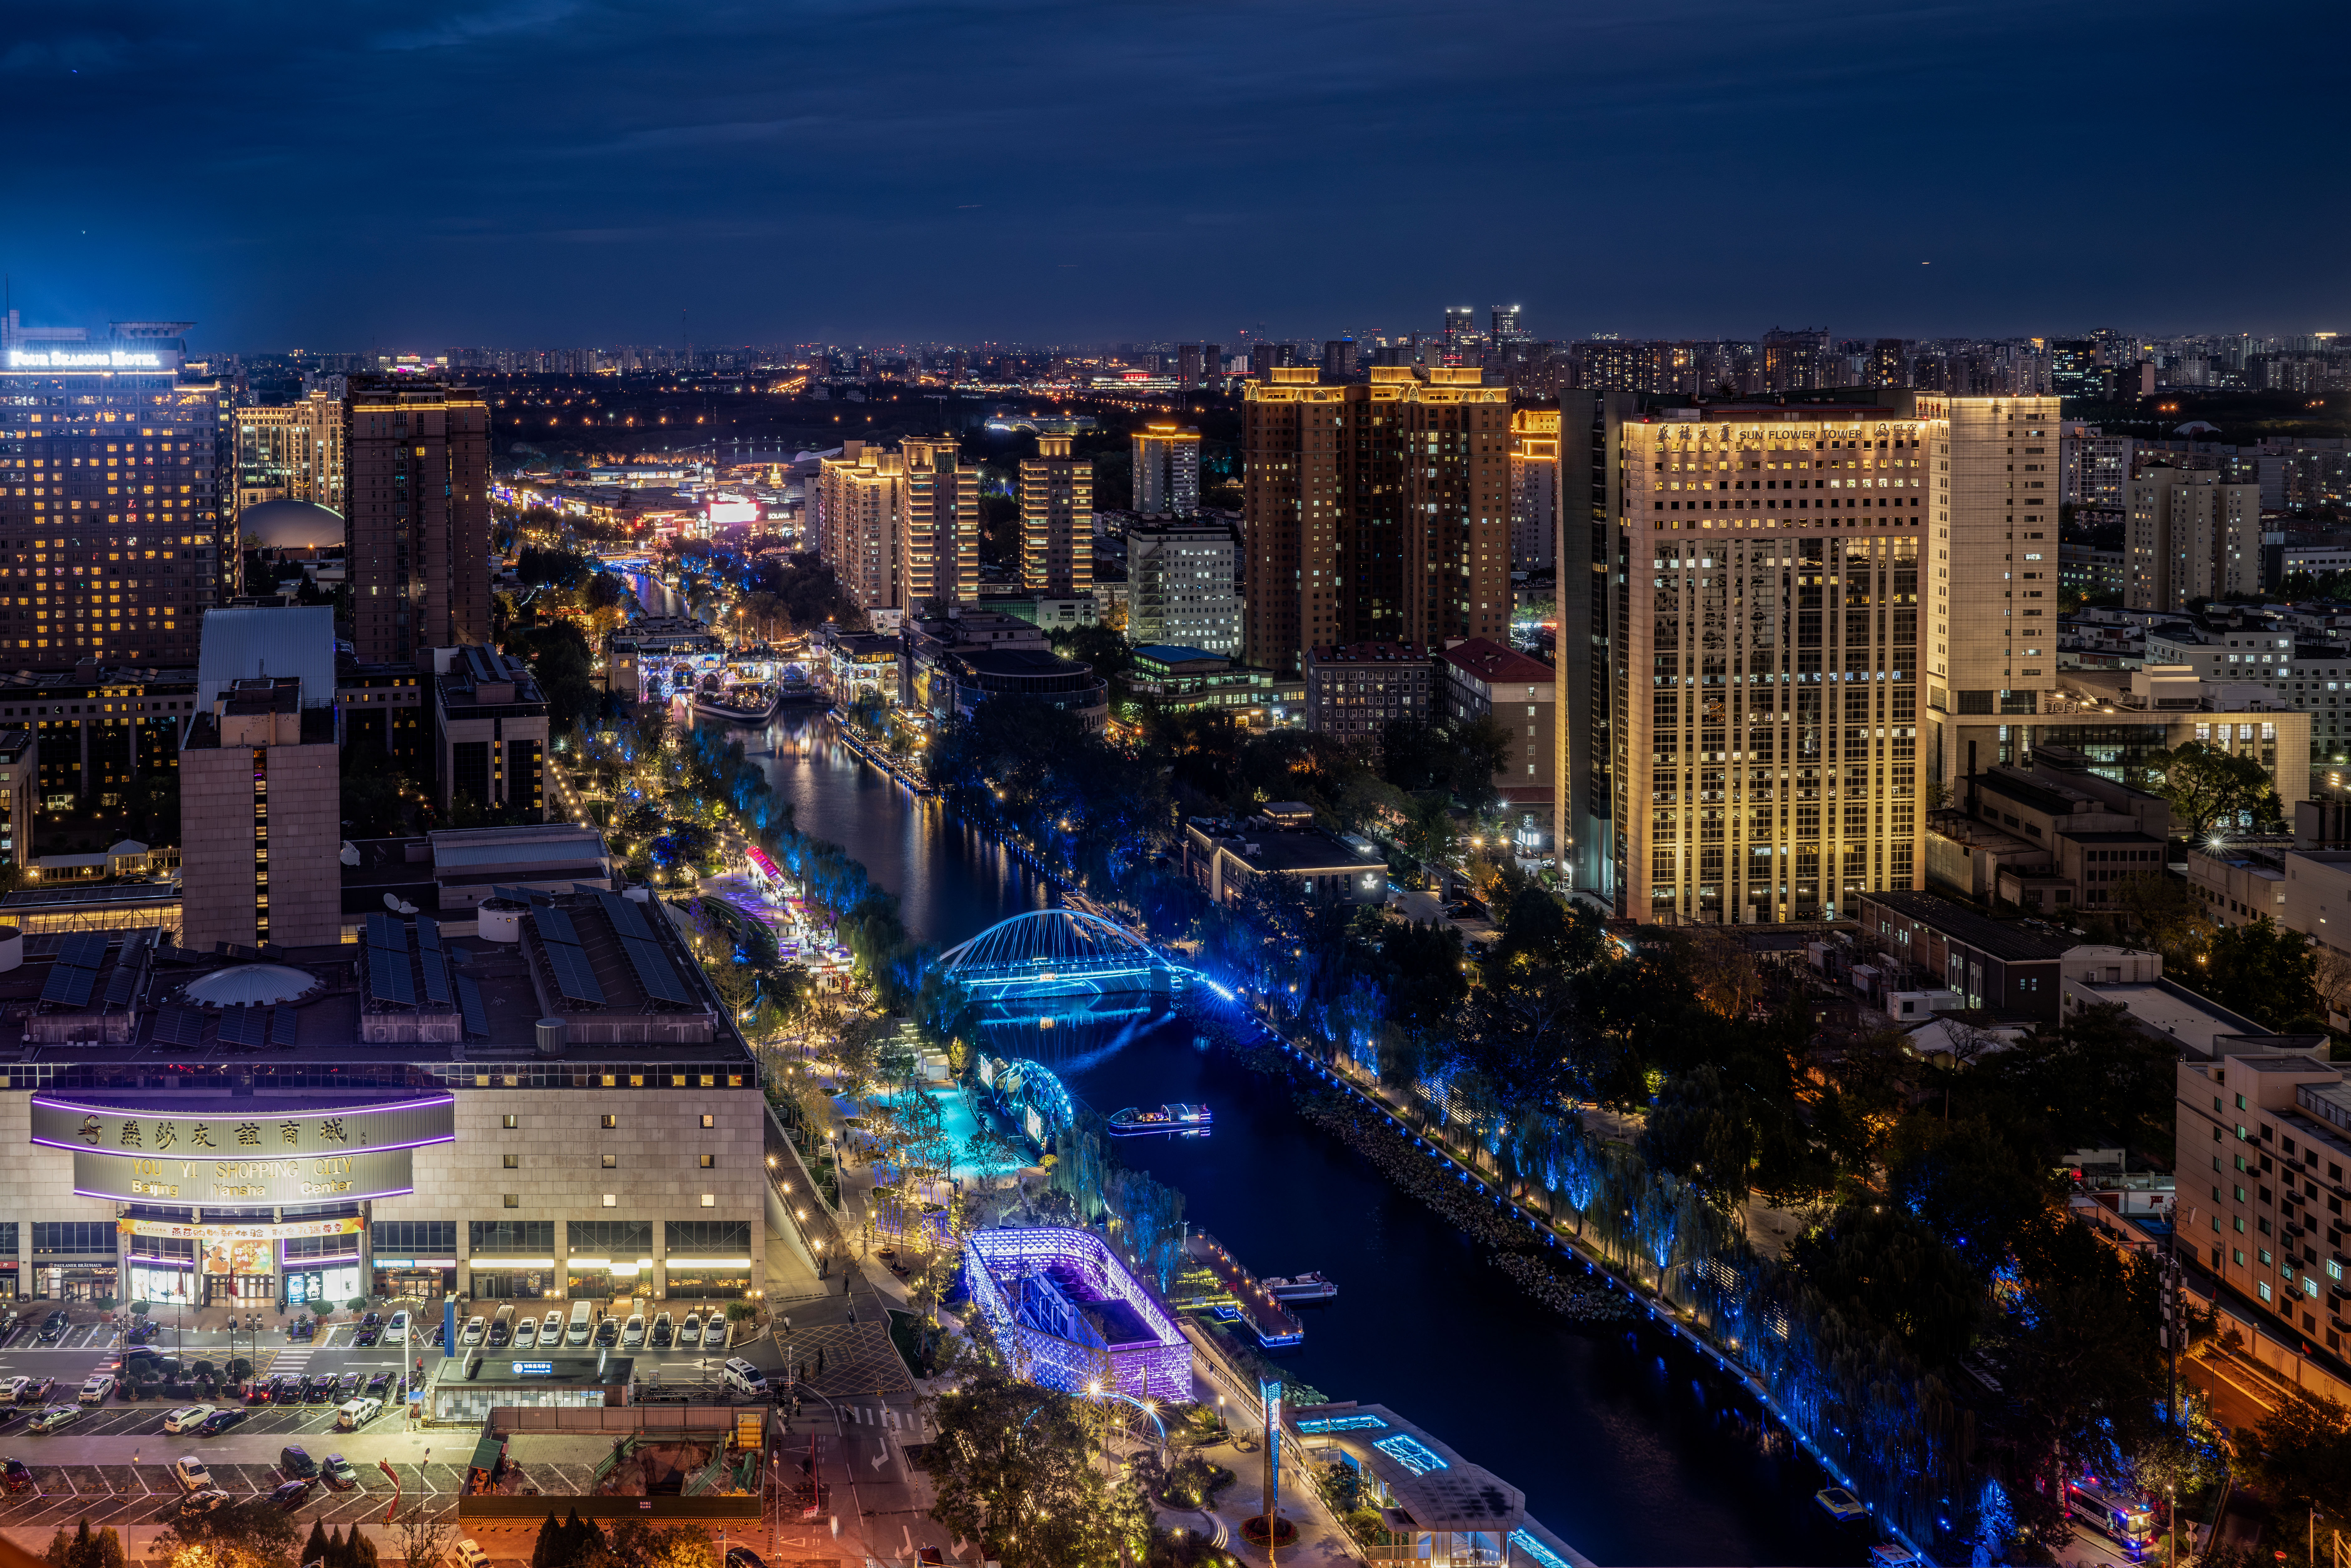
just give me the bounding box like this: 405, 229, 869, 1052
597, 891, 652, 941
621, 935, 695, 1006
366, 947, 416, 1006
103, 934, 149, 1007
153, 1007, 208, 1048
416, 919, 443, 953
219, 1008, 268, 1048
57, 931, 109, 972
454, 972, 491, 1039
269, 1006, 299, 1047
39, 963, 94, 1008
534, 906, 583, 948
419, 948, 453, 1006
367, 913, 411, 954
546, 942, 606, 1005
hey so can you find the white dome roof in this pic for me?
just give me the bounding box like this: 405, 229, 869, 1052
184, 964, 319, 1007
240, 498, 343, 550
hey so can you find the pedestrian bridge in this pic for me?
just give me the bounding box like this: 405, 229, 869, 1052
936, 909, 1175, 1000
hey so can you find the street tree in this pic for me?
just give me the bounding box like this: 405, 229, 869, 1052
2146, 741, 2280, 837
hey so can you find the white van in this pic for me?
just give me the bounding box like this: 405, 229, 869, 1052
565, 1300, 593, 1348
335, 1398, 383, 1431
450, 1541, 491, 1568
720, 1359, 767, 1399
384, 1311, 409, 1346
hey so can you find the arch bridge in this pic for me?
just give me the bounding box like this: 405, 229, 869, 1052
938, 909, 1175, 1001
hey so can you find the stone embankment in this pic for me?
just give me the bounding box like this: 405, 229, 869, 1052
1291, 1090, 1631, 1324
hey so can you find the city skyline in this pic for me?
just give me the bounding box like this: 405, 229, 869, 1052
5, 0, 2347, 347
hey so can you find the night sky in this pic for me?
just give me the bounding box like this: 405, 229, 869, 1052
4, 0, 2344, 350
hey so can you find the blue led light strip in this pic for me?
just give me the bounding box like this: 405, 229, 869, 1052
1373, 1434, 1448, 1476
1298, 1415, 1388, 1434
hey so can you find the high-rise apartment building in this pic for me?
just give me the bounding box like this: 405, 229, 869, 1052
1761, 327, 1833, 393
1127, 519, 1241, 656
1242, 366, 1510, 679
2059, 421, 2132, 508
1509, 408, 1560, 571
1867, 339, 1908, 388
1562, 398, 1944, 923
235, 390, 346, 516
1321, 339, 1359, 378
0, 321, 232, 668
1441, 307, 1479, 365
1491, 306, 1527, 345
895, 434, 979, 611
815, 440, 904, 610
344, 381, 491, 665
1178, 344, 1204, 389
1132, 423, 1202, 516
2123, 463, 2265, 612
1020, 435, 1093, 599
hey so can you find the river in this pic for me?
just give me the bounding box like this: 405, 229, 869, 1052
717, 708, 1856, 1567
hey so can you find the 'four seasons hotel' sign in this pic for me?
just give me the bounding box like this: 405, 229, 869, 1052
30, 1093, 455, 1206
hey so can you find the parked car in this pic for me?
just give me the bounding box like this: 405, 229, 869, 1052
0, 1378, 28, 1405
267, 1478, 314, 1512
487, 1318, 512, 1350
538, 1310, 563, 1346
360, 1312, 382, 1330
384, 1311, 409, 1346
179, 1489, 232, 1516
320, 1454, 358, 1492
353, 1328, 381, 1348
650, 1312, 673, 1349
35, 1312, 68, 1344
677, 1314, 704, 1350
593, 1317, 620, 1349
163, 1405, 215, 1435
77, 1376, 115, 1407
287, 1317, 316, 1341
13, 1379, 53, 1407
335, 1398, 383, 1432
195, 1409, 246, 1437
725, 1549, 769, 1568
278, 1445, 318, 1480
0, 1408, 21, 1431
460, 1316, 486, 1347
621, 1314, 646, 1349
126, 1320, 163, 1344
451, 1540, 491, 1568
362, 1373, 392, 1400
336, 1373, 362, 1400
28, 1406, 80, 1434
302, 1374, 338, 1404
1, 1458, 36, 1495
513, 1318, 539, 1350
171, 1457, 213, 1494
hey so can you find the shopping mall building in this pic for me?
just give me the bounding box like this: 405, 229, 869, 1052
0, 886, 770, 1309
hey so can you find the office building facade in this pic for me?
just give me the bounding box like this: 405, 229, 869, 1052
1242, 366, 1511, 679
1020, 435, 1093, 599
344, 382, 492, 665
1303, 642, 1434, 741
1127, 519, 1241, 657
1133, 423, 1202, 516
0, 321, 231, 669
235, 390, 346, 516
1563, 400, 1930, 923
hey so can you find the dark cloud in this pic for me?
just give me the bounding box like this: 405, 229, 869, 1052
2, 0, 2344, 348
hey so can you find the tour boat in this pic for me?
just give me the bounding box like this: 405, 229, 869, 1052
694, 686, 781, 722
776, 668, 824, 706
1814, 1487, 1869, 1524
1107, 1103, 1213, 1138
1262, 1272, 1337, 1303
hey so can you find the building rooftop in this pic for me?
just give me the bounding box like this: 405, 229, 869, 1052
1438, 637, 1553, 687
1289, 1402, 1524, 1535
1860, 889, 2078, 962
195, 606, 338, 709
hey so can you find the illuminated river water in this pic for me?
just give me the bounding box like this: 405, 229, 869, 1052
718, 708, 1856, 1567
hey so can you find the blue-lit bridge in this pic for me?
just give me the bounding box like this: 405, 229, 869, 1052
937, 909, 1177, 1001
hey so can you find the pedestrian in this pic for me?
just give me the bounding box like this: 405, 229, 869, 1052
817, 1348, 825, 1374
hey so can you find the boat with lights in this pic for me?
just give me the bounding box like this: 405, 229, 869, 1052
1262, 1271, 1336, 1302
1107, 1103, 1212, 1138
694, 686, 781, 722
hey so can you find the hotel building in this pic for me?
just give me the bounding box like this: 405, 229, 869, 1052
1132, 423, 1201, 516
1242, 366, 1512, 679
813, 442, 903, 611
895, 435, 979, 611
0, 321, 232, 669
235, 390, 346, 516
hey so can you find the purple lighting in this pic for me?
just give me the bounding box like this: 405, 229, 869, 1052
965, 1227, 1192, 1402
